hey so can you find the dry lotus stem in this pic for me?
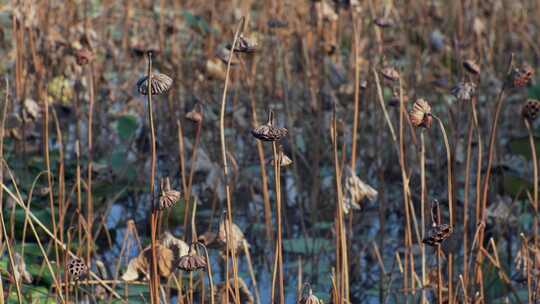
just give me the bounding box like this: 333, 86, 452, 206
227, 34, 257, 53
75, 48, 94, 66
422, 224, 453, 247
177, 245, 207, 272
159, 177, 181, 210
463, 60, 480, 75
451, 82, 476, 101
509, 64, 534, 88
251, 113, 288, 142
409, 98, 432, 128
136, 73, 173, 95
67, 257, 88, 281
522, 99, 540, 121
342, 166, 378, 214
381, 66, 400, 81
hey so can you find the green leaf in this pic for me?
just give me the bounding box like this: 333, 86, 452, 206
528, 82, 540, 99
111, 149, 128, 174
503, 174, 531, 198
116, 115, 138, 141
509, 136, 540, 160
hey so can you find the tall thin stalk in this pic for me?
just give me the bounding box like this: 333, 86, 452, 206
85, 59, 96, 298
219, 17, 245, 304
433, 116, 453, 303
398, 77, 413, 300
462, 96, 477, 291
475, 55, 513, 293
0, 78, 22, 303
182, 110, 203, 234
198, 242, 215, 304
350, 13, 361, 172
144, 51, 160, 304
524, 119, 538, 248
420, 131, 427, 304
272, 139, 285, 304
331, 108, 349, 304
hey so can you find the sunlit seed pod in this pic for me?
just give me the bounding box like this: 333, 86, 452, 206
450, 82, 476, 101
522, 99, 540, 121
422, 224, 453, 247
137, 73, 173, 96
67, 257, 88, 281
463, 60, 480, 75
409, 99, 432, 128
380, 67, 400, 81
509, 64, 534, 89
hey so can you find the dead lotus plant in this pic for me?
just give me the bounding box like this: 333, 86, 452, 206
218, 216, 248, 254
177, 244, 207, 272
158, 177, 181, 210
251, 111, 288, 142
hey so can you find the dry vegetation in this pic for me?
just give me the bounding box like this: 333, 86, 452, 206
1, 0, 540, 303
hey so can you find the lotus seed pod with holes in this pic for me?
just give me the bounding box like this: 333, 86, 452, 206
522, 99, 540, 121
67, 257, 88, 281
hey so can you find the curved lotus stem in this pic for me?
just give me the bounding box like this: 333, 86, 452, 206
196, 242, 214, 304
524, 119, 538, 247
